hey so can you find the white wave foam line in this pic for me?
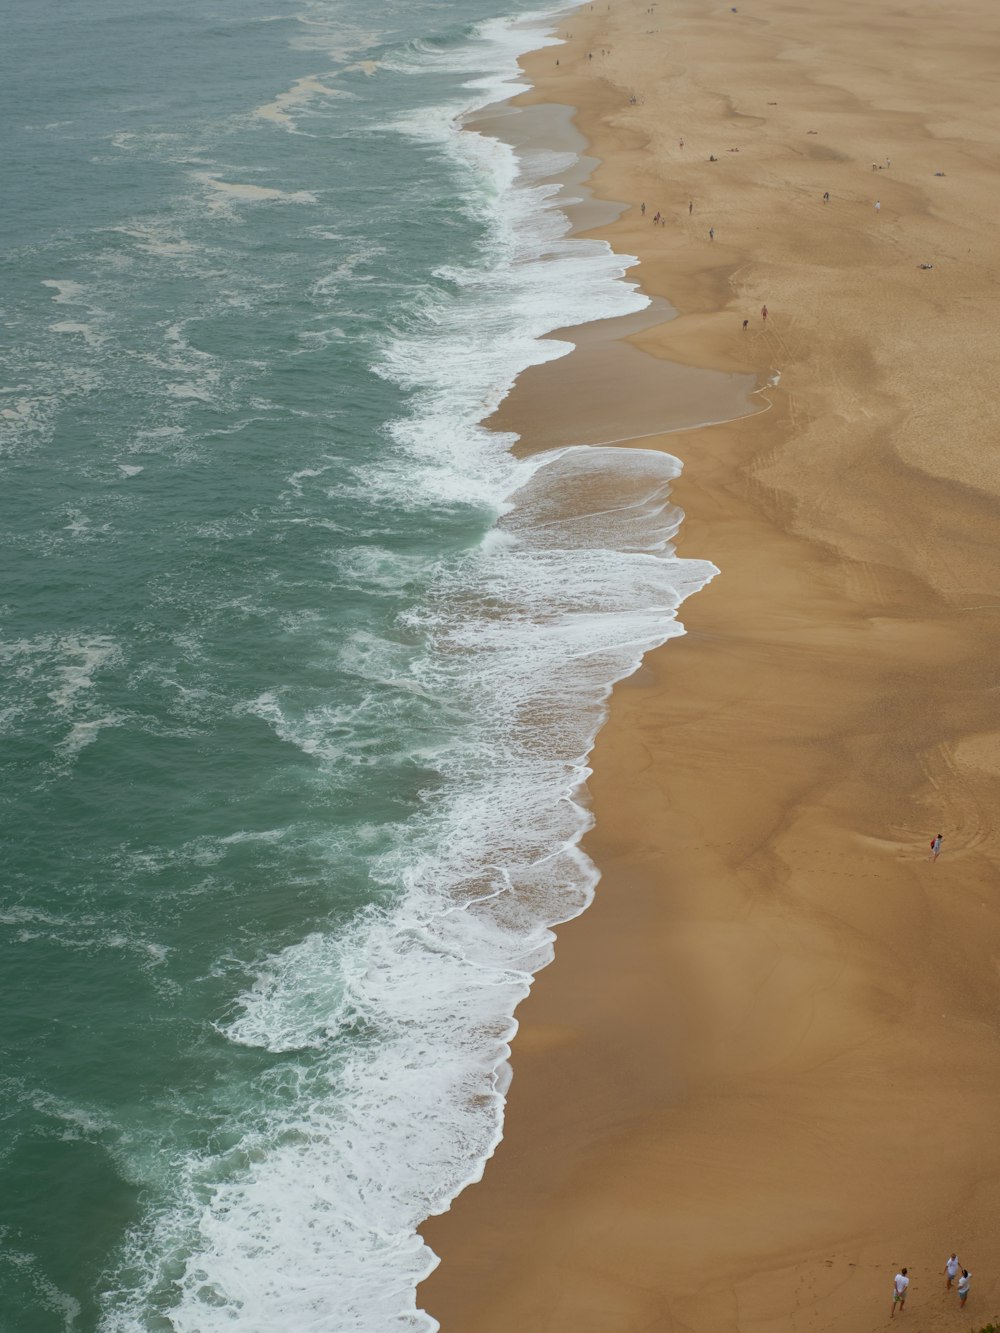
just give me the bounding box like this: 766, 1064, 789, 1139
100, 448, 714, 1333
96, 10, 716, 1333
362, 23, 647, 514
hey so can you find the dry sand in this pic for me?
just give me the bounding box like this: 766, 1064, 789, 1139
420, 0, 1000, 1329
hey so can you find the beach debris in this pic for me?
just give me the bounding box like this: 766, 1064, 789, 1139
934, 170, 946, 176
918, 263, 934, 269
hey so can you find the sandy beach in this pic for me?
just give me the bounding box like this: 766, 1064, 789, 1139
419, 0, 1000, 1329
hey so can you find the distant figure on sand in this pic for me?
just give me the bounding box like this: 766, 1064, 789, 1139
709, 227, 714, 240
679, 137, 684, 148
875, 199, 881, 212
890, 1269, 909, 1317
823, 191, 830, 203
689, 199, 693, 215
761, 304, 768, 321
742, 318, 749, 330
958, 1270, 971, 1306
945, 1254, 961, 1288
641, 201, 646, 215
929, 833, 943, 860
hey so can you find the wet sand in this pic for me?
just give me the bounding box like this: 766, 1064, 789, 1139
421, 0, 1000, 1329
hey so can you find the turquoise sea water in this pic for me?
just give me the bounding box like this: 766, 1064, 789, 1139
1, 2, 716, 1329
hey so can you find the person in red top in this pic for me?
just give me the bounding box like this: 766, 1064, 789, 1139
761, 304, 768, 321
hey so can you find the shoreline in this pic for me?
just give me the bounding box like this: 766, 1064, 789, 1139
420, 0, 1000, 1329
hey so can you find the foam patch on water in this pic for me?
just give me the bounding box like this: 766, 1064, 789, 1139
190, 170, 320, 211
41, 279, 90, 306
254, 74, 353, 130
0, 633, 121, 713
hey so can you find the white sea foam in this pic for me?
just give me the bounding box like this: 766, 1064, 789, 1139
110, 223, 199, 259
41, 278, 89, 306
4, 1250, 82, 1333
0, 633, 121, 712
99, 7, 719, 1333
254, 74, 352, 130
190, 170, 319, 209
48, 320, 106, 347
55, 713, 124, 761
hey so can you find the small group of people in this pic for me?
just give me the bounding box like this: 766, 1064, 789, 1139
638, 200, 692, 225
891, 1256, 971, 1316
740, 306, 768, 331
740, 305, 768, 331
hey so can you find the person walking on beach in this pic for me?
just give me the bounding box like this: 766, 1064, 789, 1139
742, 318, 749, 330
761, 304, 768, 321
709, 227, 714, 240
689, 199, 693, 215
641, 201, 646, 215
958, 1270, 971, 1307
823, 190, 830, 203
929, 833, 943, 860
875, 199, 881, 212
944, 1254, 961, 1288
890, 1268, 909, 1317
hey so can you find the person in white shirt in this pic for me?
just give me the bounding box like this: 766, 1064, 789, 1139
945, 1253, 961, 1288
958, 1270, 971, 1306
890, 1268, 909, 1317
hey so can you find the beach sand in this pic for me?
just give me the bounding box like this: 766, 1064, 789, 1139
420, 0, 1000, 1329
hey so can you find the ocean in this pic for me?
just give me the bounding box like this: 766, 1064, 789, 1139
0, 1, 715, 1329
